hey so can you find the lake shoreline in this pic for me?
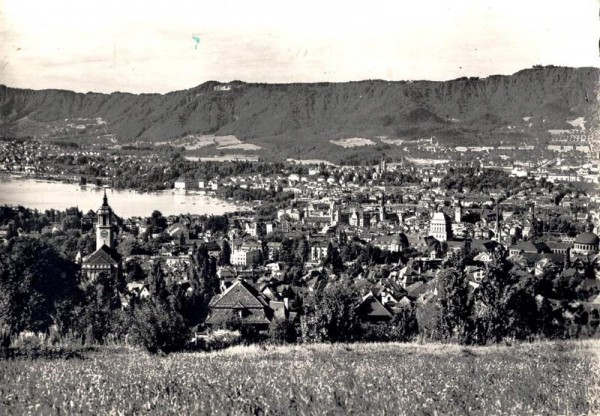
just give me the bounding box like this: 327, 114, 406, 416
0, 176, 250, 217
1, 172, 173, 194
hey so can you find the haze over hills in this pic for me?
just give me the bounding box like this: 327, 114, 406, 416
1, 66, 598, 162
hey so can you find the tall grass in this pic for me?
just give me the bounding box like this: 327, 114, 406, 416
0, 340, 598, 415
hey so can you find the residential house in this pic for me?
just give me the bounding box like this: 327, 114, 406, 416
356, 293, 393, 322
206, 279, 274, 332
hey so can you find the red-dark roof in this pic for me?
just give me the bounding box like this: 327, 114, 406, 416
356, 294, 393, 319
574, 232, 599, 246
83, 245, 120, 266
207, 280, 273, 325
209, 279, 269, 309
206, 308, 271, 325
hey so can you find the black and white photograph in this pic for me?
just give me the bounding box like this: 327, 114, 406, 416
0, 0, 599, 414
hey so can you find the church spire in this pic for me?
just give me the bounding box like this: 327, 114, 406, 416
97, 191, 113, 250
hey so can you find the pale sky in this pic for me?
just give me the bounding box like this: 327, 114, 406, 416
1, 0, 599, 94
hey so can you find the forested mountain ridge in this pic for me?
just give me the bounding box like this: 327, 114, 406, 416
1, 66, 598, 159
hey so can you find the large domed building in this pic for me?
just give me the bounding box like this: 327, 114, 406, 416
572, 232, 599, 256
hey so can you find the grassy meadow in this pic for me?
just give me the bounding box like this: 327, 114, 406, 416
1, 340, 599, 415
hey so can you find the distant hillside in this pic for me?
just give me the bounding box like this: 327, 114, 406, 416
1, 66, 598, 161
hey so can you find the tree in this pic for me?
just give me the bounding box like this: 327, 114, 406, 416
130, 297, 190, 354
296, 238, 309, 263
536, 296, 562, 339
204, 215, 229, 233
324, 243, 344, 273
502, 282, 539, 340
438, 268, 474, 344
61, 209, 81, 231
389, 303, 418, 342
0, 237, 81, 333
193, 246, 218, 295
78, 271, 123, 344
473, 249, 540, 344
220, 240, 231, 266
147, 261, 168, 301
118, 237, 141, 257
416, 297, 442, 342
43, 232, 80, 260
301, 278, 361, 343
77, 233, 96, 256
473, 254, 509, 344
149, 210, 167, 234
268, 319, 297, 344
124, 259, 146, 283
182, 245, 219, 325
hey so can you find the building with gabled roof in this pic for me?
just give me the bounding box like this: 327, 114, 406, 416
356, 292, 393, 322
206, 279, 274, 331
371, 233, 409, 252
81, 245, 121, 282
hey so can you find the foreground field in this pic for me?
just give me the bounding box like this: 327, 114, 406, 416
1, 341, 599, 415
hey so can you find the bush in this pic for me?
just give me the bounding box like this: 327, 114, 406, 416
2, 329, 91, 359
13, 331, 44, 348
130, 298, 190, 354
267, 320, 297, 344
389, 304, 418, 342
360, 322, 393, 342
416, 300, 442, 342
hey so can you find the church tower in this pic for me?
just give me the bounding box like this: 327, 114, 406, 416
96, 190, 114, 250
454, 200, 462, 224
82, 191, 121, 283
380, 192, 386, 222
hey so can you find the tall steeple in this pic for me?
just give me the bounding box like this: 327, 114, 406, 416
495, 201, 501, 242
96, 190, 114, 250
454, 200, 462, 224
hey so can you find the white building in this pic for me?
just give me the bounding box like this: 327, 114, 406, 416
310, 243, 329, 263
429, 212, 451, 242
174, 177, 197, 193
231, 249, 262, 267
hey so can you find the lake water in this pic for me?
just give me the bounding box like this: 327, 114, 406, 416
0, 178, 244, 217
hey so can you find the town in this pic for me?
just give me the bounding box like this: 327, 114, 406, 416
2, 0, 600, 412
1, 139, 599, 349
